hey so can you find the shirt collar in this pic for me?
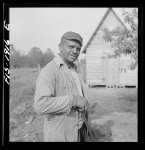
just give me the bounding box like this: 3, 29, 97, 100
54, 54, 78, 70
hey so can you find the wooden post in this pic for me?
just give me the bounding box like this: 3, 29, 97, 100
38, 64, 40, 73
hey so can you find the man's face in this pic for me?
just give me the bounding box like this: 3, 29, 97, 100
59, 39, 81, 63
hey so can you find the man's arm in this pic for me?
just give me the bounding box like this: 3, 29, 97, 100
34, 66, 73, 115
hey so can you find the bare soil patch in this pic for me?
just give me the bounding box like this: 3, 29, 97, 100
87, 87, 137, 142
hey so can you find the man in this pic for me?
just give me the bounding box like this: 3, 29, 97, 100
34, 31, 89, 142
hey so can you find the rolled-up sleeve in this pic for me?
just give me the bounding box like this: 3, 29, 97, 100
34, 66, 73, 115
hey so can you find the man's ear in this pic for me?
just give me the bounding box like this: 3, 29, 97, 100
59, 43, 63, 52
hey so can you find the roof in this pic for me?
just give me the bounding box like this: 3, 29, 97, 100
82, 8, 127, 53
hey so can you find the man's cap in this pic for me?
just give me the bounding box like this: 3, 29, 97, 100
61, 31, 83, 46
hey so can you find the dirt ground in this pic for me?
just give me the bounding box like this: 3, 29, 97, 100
87, 87, 137, 142
10, 84, 137, 142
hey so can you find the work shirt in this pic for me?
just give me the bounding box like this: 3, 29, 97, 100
70, 69, 83, 97
34, 54, 88, 142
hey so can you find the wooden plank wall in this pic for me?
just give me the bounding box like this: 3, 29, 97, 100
85, 10, 138, 87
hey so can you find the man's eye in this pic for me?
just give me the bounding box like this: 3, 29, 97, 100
69, 46, 74, 49
76, 48, 81, 52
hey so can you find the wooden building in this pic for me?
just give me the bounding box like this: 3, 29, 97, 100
82, 8, 138, 88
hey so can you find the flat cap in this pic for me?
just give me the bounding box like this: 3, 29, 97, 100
61, 31, 83, 46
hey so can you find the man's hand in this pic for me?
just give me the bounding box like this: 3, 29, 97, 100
72, 95, 89, 111
77, 112, 84, 129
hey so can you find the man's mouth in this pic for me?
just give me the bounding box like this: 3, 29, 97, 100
69, 55, 77, 58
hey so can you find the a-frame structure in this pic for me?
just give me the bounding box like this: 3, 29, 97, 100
82, 8, 137, 87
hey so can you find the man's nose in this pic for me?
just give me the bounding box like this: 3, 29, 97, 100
72, 47, 77, 53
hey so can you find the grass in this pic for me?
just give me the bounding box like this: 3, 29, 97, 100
87, 87, 137, 121
10, 68, 41, 141
9, 68, 137, 142
10, 68, 38, 98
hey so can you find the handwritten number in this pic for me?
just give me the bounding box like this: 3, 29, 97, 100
4, 20, 10, 85
4, 76, 9, 85
4, 68, 10, 74
5, 54, 9, 61
4, 20, 10, 31
4, 48, 10, 55
4, 40, 10, 46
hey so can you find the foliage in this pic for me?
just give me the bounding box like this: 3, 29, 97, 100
102, 8, 138, 70
10, 44, 55, 68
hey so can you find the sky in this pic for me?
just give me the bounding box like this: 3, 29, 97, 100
9, 7, 131, 58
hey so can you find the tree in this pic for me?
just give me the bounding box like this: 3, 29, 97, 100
39, 49, 55, 67
21, 55, 31, 68
10, 44, 17, 56
10, 44, 55, 68
10, 44, 23, 68
28, 47, 43, 67
45, 48, 55, 62
102, 8, 138, 70
28, 47, 55, 68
